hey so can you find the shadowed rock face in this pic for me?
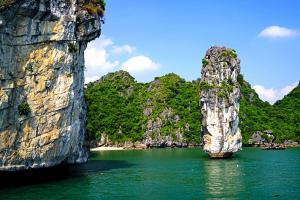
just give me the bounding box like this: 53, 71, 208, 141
200, 46, 242, 157
0, 0, 102, 171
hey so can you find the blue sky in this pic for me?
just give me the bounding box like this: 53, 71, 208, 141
85, 0, 300, 103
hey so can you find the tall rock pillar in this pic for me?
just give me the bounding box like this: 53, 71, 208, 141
200, 46, 242, 158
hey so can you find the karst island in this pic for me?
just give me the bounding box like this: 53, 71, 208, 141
0, 0, 299, 199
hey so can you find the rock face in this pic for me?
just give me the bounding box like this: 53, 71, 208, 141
143, 108, 189, 148
0, 0, 102, 170
200, 46, 242, 157
248, 130, 275, 146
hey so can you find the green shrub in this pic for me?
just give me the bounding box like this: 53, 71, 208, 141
221, 80, 234, 93
221, 49, 237, 59
202, 59, 209, 67
199, 81, 215, 91
68, 43, 77, 53
237, 74, 244, 85
83, 0, 106, 17
217, 90, 227, 98
0, 0, 13, 7
18, 101, 31, 116
227, 77, 234, 85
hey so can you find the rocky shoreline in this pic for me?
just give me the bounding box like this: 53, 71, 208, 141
249, 143, 300, 148
88, 141, 300, 152
88, 140, 201, 150
247, 130, 300, 148
88, 140, 300, 151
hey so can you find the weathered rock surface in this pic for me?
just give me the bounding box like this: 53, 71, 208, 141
143, 109, 189, 148
200, 46, 242, 157
0, 0, 102, 171
248, 130, 275, 145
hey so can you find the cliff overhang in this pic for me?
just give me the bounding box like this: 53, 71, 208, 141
0, 0, 103, 171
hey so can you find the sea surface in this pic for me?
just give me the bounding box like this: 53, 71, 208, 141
0, 147, 299, 200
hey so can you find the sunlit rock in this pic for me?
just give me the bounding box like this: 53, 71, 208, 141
0, 0, 103, 171
200, 46, 242, 158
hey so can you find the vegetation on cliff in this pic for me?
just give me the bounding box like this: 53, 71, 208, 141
85, 71, 300, 144
0, 0, 16, 8
83, 0, 106, 17
85, 71, 201, 144
18, 101, 31, 116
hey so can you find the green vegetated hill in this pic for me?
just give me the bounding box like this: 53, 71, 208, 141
239, 74, 300, 143
85, 71, 300, 144
85, 71, 144, 142
85, 71, 201, 145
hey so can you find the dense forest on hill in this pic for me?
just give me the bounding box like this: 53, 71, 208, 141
85, 71, 201, 144
85, 71, 300, 145
238, 74, 300, 143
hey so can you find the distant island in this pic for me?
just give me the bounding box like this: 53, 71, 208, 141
85, 70, 300, 149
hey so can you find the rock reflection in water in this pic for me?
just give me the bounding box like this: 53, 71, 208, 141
203, 158, 245, 199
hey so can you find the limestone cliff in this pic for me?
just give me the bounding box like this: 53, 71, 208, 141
0, 0, 103, 170
200, 46, 242, 158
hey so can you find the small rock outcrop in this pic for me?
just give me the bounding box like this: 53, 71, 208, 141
248, 130, 275, 146
0, 0, 103, 170
200, 46, 242, 158
143, 109, 189, 148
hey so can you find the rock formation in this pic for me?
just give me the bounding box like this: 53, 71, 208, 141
0, 0, 103, 171
248, 130, 275, 146
143, 108, 188, 148
200, 46, 242, 158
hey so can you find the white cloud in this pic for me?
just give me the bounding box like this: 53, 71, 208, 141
85, 76, 100, 84
280, 82, 298, 96
253, 85, 276, 103
97, 37, 114, 48
84, 37, 161, 83
84, 37, 119, 83
258, 26, 298, 39
111, 45, 136, 55
253, 82, 298, 104
122, 56, 160, 73
85, 47, 119, 70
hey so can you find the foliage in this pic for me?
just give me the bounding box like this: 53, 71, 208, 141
85, 71, 143, 142
237, 74, 244, 85
0, 0, 13, 7
199, 79, 236, 100
239, 79, 300, 143
199, 81, 215, 91
85, 71, 201, 143
221, 49, 237, 59
68, 43, 77, 53
18, 101, 31, 116
85, 71, 300, 144
217, 90, 227, 98
202, 58, 209, 67
83, 0, 106, 17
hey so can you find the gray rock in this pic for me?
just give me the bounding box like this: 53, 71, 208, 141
200, 46, 242, 156
248, 130, 275, 145
143, 108, 153, 116
0, 0, 102, 171
283, 140, 298, 146
142, 106, 191, 148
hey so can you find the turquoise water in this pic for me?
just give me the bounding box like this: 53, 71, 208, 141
0, 147, 299, 200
